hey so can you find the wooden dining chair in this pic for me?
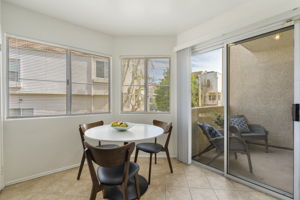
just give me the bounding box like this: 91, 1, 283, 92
77, 121, 118, 180
85, 142, 140, 200
134, 120, 173, 184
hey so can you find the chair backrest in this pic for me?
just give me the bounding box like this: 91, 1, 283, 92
153, 119, 173, 148
78, 121, 104, 149
84, 142, 135, 187
230, 115, 250, 133
197, 122, 222, 140
197, 122, 224, 151
85, 142, 135, 167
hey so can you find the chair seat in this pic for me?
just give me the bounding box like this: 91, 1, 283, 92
241, 132, 266, 137
136, 143, 163, 153
97, 144, 119, 149
97, 162, 139, 186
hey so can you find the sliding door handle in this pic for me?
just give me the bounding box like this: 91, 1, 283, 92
293, 104, 300, 122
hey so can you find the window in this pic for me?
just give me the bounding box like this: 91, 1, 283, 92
7, 37, 111, 118
9, 58, 20, 82
9, 108, 34, 117
206, 79, 211, 87
71, 51, 110, 114
121, 57, 170, 112
95, 60, 108, 79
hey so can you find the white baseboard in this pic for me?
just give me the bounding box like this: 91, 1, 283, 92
5, 163, 80, 186
5, 154, 177, 187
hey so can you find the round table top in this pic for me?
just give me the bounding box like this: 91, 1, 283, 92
84, 123, 164, 142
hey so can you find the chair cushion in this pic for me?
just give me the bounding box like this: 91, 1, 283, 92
202, 124, 222, 138
97, 162, 139, 186
230, 116, 250, 133
98, 144, 119, 149
136, 143, 163, 153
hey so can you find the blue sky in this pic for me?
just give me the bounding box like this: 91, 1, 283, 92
148, 59, 169, 83
192, 48, 222, 73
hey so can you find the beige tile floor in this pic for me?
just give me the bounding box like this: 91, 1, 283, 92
0, 158, 278, 200
194, 145, 293, 193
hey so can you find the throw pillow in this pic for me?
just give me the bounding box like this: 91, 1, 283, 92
230, 116, 250, 133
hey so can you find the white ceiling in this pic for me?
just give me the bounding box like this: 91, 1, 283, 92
4, 0, 248, 36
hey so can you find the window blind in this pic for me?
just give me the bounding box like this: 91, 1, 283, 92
7, 37, 67, 117
7, 37, 111, 118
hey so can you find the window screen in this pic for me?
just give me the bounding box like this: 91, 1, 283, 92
7, 37, 67, 117
71, 51, 110, 114
7, 37, 111, 118
121, 57, 170, 112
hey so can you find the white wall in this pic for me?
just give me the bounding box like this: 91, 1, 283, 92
2, 3, 113, 55
1, 2, 115, 184
1, 2, 177, 185
112, 36, 177, 157
176, 0, 300, 50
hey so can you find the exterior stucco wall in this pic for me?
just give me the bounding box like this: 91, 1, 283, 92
229, 42, 293, 148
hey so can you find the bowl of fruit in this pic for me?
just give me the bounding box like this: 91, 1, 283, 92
111, 121, 133, 131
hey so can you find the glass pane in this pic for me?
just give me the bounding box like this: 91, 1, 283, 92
228, 28, 294, 196
72, 84, 109, 114
148, 85, 169, 112
122, 58, 145, 86
96, 61, 105, 78
7, 37, 67, 117
148, 58, 170, 85
191, 48, 224, 171
122, 86, 145, 112
71, 51, 110, 114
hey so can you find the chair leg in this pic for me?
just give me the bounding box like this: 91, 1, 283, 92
77, 152, 85, 180
165, 148, 173, 173
134, 174, 141, 199
124, 185, 129, 200
246, 152, 253, 173
148, 153, 153, 184
207, 152, 222, 165
265, 137, 269, 153
234, 152, 238, 160
134, 149, 139, 163
89, 185, 97, 200
192, 144, 215, 159
155, 153, 157, 164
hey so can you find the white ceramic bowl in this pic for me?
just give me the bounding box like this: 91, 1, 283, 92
111, 123, 134, 131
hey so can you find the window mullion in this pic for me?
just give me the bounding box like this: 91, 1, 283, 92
66, 49, 72, 115
144, 58, 148, 112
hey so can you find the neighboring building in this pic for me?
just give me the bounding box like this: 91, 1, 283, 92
8, 38, 110, 117
198, 71, 222, 106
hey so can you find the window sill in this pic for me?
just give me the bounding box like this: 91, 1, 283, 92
120, 111, 171, 115
5, 112, 112, 121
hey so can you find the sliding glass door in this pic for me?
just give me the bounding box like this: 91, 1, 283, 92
227, 27, 294, 197
191, 25, 299, 199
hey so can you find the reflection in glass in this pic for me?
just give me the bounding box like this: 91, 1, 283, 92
191, 48, 224, 171
228, 28, 294, 196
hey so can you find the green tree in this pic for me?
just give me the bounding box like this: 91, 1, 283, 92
191, 74, 199, 107
154, 69, 170, 111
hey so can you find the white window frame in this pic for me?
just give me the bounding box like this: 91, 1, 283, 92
120, 56, 171, 114
5, 35, 112, 119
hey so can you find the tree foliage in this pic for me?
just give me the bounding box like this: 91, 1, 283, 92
191, 74, 199, 107
154, 69, 170, 111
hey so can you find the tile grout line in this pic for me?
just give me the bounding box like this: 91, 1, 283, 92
184, 170, 193, 200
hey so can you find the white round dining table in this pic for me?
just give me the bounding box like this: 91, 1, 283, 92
84, 123, 164, 142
